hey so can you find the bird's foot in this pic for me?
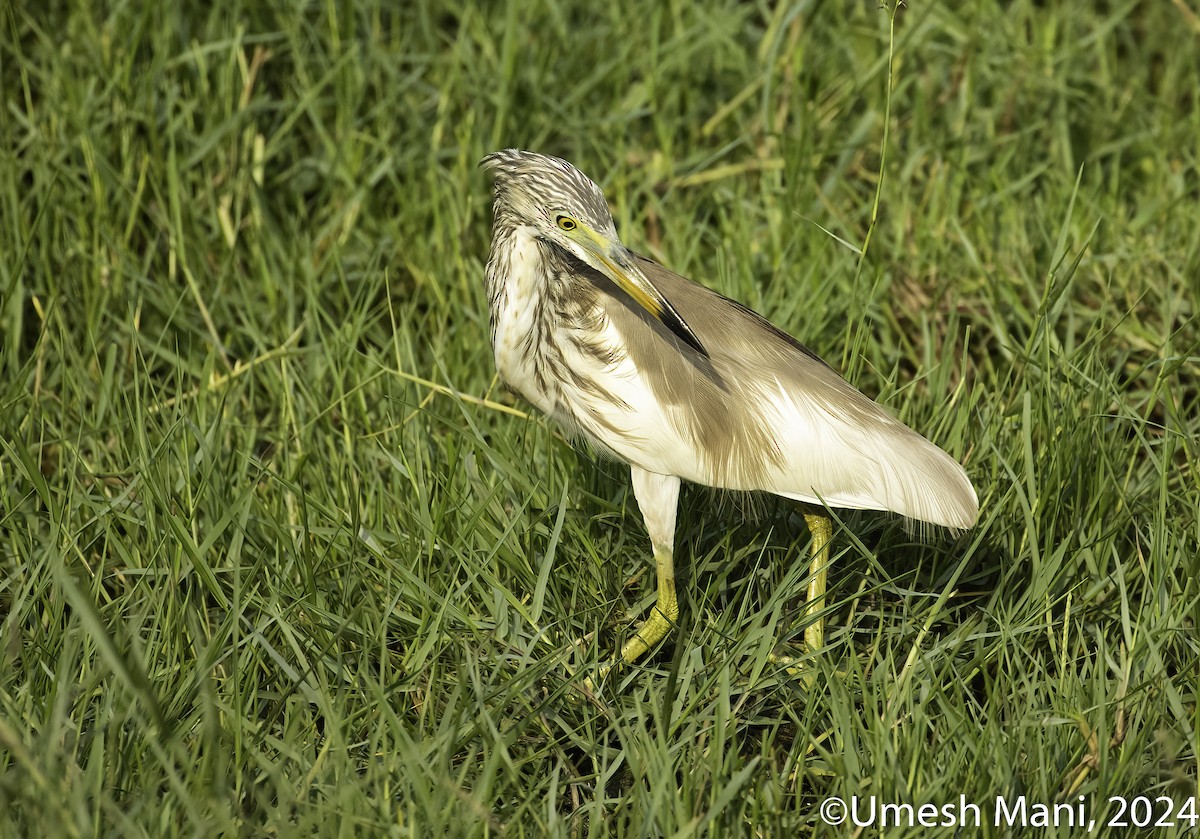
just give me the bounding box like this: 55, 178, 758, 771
579, 602, 677, 695
767, 621, 828, 686
767, 651, 818, 686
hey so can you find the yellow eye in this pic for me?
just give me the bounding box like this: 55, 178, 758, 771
556, 215, 577, 231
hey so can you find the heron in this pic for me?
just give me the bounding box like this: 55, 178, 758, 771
481, 149, 977, 681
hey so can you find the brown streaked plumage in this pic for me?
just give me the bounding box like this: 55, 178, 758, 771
481, 148, 978, 684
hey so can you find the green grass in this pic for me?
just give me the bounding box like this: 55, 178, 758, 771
2, 0, 1198, 835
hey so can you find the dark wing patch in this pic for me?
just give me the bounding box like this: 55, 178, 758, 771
718, 295, 835, 371
631, 252, 835, 372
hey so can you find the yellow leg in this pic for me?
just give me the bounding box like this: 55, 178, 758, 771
766, 509, 834, 681
585, 468, 680, 690
802, 510, 833, 651
617, 545, 678, 664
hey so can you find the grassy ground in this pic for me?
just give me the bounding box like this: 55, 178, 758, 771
2, 0, 1197, 835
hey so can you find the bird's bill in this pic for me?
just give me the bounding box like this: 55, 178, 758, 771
576, 229, 707, 356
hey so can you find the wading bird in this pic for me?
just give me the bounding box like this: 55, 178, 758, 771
481, 149, 977, 680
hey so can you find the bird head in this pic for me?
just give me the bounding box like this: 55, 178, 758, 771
482, 149, 704, 354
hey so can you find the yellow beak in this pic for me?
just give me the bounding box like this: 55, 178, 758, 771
575, 228, 706, 356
